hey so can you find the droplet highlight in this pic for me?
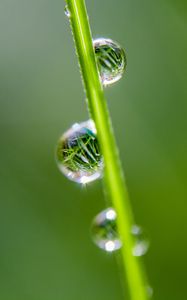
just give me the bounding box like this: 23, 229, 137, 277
91, 208, 122, 252
56, 120, 103, 184
131, 225, 149, 257
64, 5, 71, 18
93, 38, 127, 86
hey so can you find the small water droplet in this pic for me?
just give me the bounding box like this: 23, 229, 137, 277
56, 120, 103, 184
91, 210, 149, 255
131, 225, 149, 257
147, 285, 153, 298
64, 5, 71, 18
91, 208, 122, 252
93, 38, 127, 86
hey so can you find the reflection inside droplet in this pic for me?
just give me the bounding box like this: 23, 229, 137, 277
91, 207, 122, 252
56, 120, 103, 184
93, 38, 127, 86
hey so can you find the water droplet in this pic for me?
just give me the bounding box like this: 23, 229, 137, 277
64, 5, 71, 18
56, 120, 103, 184
91, 208, 122, 252
147, 285, 153, 298
91, 209, 149, 255
131, 225, 149, 257
93, 38, 127, 86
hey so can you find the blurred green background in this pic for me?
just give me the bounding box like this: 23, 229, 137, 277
0, 0, 187, 299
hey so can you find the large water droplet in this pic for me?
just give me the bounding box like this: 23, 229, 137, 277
131, 225, 149, 257
91, 208, 122, 252
93, 38, 127, 86
64, 5, 71, 18
56, 120, 103, 184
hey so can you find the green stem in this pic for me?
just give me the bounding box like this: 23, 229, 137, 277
65, 1, 148, 299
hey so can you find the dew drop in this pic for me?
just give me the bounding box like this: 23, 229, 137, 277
91, 208, 122, 252
91, 210, 149, 255
56, 120, 103, 184
64, 5, 71, 18
93, 38, 127, 86
147, 285, 153, 298
131, 225, 149, 257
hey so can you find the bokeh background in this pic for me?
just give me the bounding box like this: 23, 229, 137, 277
0, 0, 187, 299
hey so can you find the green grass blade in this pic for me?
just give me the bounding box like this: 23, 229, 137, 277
65, 0, 149, 299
